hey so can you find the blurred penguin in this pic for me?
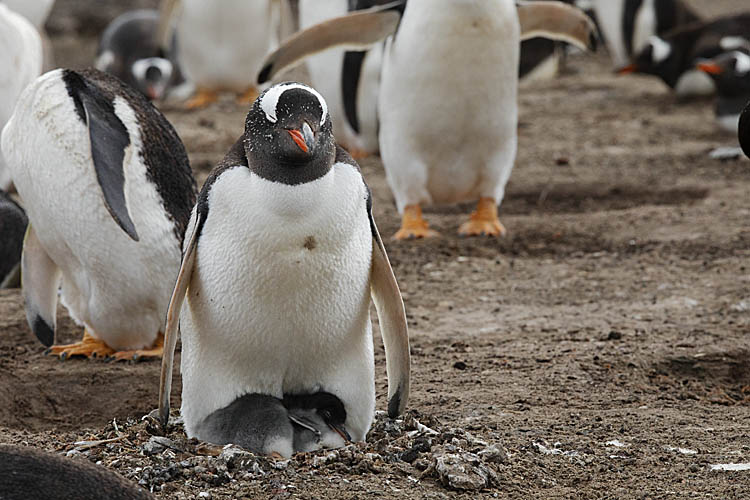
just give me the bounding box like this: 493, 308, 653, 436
697, 50, 750, 134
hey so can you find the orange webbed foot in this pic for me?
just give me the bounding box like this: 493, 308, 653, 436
392, 204, 440, 240
458, 197, 506, 237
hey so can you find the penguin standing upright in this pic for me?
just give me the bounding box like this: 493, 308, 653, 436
697, 51, 750, 133
159, 0, 276, 109
0, 3, 43, 191
157, 82, 411, 447
1, 68, 197, 360
96, 9, 185, 101
0, 190, 27, 288
259, 0, 596, 238
593, 0, 699, 70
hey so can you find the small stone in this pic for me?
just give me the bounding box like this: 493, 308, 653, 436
198, 492, 211, 499
478, 444, 507, 464
453, 361, 467, 370
607, 330, 622, 340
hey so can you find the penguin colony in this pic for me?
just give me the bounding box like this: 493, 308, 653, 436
0, 0, 749, 493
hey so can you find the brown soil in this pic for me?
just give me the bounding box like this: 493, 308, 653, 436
1, 0, 749, 498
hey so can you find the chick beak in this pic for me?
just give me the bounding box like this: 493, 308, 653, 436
287, 122, 315, 153
329, 422, 351, 442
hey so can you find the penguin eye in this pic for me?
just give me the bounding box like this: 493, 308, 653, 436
321, 409, 332, 421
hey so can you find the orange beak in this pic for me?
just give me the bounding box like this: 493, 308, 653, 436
697, 62, 723, 75
617, 64, 637, 75
287, 129, 309, 153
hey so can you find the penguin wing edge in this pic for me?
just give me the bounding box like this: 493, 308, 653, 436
369, 223, 410, 418
258, 1, 405, 84
21, 224, 61, 347
157, 210, 199, 429
740, 101, 750, 159
517, 1, 598, 52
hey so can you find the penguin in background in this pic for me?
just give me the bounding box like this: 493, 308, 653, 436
0, 445, 153, 500
0, 190, 27, 289
1, 0, 54, 30
1, 68, 197, 360
96, 9, 187, 101
0, 3, 43, 191
621, 13, 750, 98
593, 0, 699, 70
259, 0, 597, 239
739, 101, 750, 158
157, 82, 411, 446
697, 50, 750, 133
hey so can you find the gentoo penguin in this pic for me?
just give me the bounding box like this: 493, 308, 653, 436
1, 0, 55, 30
258, 1, 596, 238
0, 190, 27, 288
697, 51, 750, 133
621, 14, 750, 98
158, 0, 276, 109
96, 9, 185, 101
740, 102, 750, 158
193, 391, 349, 458
593, 0, 699, 70
0, 445, 153, 500
156, 82, 411, 445
1, 68, 197, 360
0, 3, 43, 191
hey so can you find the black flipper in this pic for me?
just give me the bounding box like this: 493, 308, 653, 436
740, 101, 750, 159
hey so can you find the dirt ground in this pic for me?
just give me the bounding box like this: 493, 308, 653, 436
1, 0, 749, 498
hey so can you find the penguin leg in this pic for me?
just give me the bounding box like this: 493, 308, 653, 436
21, 224, 61, 347
46, 329, 115, 360
110, 332, 164, 362
236, 87, 260, 105
458, 197, 506, 237
184, 88, 219, 110
393, 204, 440, 240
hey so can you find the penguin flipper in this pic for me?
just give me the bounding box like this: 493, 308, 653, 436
78, 85, 139, 241
258, 1, 405, 84
21, 224, 61, 347
517, 1, 598, 52
157, 210, 199, 429
369, 223, 410, 418
740, 102, 750, 159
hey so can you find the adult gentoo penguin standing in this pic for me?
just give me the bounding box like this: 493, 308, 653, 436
157, 82, 410, 446
0, 3, 43, 191
259, 0, 597, 238
697, 51, 750, 133
158, 0, 275, 109
1, 68, 197, 360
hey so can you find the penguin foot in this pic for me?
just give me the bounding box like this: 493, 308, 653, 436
46, 330, 115, 360
236, 87, 260, 106
393, 204, 440, 240
184, 88, 219, 110
110, 332, 164, 362
458, 197, 506, 237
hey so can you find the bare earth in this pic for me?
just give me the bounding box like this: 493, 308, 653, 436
1, 1, 749, 498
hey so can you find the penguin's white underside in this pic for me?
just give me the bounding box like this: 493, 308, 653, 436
179, 163, 377, 441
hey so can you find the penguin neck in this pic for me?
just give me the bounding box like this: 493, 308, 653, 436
243, 139, 336, 186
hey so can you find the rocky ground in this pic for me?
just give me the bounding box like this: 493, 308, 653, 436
1, 0, 749, 498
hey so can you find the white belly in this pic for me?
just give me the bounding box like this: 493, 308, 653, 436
378, 0, 519, 211
2, 70, 181, 350
594, 0, 629, 69
177, 0, 274, 91
180, 164, 375, 441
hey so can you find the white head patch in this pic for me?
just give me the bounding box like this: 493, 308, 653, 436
735, 52, 750, 75
720, 36, 750, 51
131, 58, 174, 82
259, 83, 328, 126
649, 36, 672, 64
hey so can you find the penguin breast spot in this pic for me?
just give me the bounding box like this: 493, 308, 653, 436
303, 236, 317, 251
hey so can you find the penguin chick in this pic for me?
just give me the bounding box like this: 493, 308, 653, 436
284, 391, 351, 453
96, 9, 184, 101
697, 50, 750, 133
0, 445, 153, 500
1, 68, 197, 360
0, 190, 28, 288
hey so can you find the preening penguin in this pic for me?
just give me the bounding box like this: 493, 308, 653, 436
0, 190, 28, 289
1, 68, 197, 360
158, 0, 276, 109
0, 3, 43, 191
157, 82, 410, 445
96, 9, 184, 101
259, 0, 596, 239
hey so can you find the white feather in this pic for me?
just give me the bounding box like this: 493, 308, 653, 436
259, 82, 328, 125
2, 0, 54, 29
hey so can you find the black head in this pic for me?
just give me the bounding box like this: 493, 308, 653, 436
244, 82, 335, 185
621, 36, 682, 88
696, 51, 750, 96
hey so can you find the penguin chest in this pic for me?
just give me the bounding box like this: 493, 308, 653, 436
182, 166, 373, 398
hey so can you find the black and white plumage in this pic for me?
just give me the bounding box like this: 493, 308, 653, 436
624, 13, 750, 98
157, 82, 410, 449
96, 9, 185, 101
0, 3, 43, 191
740, 101, 750, 159
697, 51, 750, 134
1, 68, 197, 359
0, 190, 27, 289
193, 391, 350, 458
0, 445, 153, 500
